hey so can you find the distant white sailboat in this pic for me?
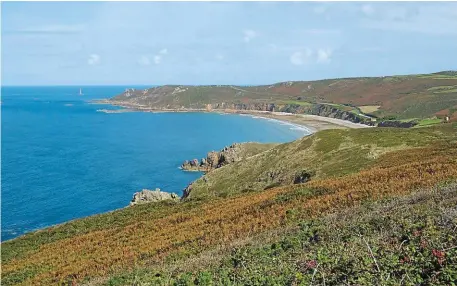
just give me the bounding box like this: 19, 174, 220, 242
79, 88, 83, 96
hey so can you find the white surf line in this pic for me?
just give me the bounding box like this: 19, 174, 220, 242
241, 113, 314, 135
265, 117, 314, 134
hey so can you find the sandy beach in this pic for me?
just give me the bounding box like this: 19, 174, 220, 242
216, 110, 371, 132
91, 99, 373, 132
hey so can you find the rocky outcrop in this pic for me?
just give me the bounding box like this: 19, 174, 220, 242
181, 143, 246, 172
182, 183, 193, 199
377, 120, 417, 128
293, 170, 315, 184
130, 188, 179, 206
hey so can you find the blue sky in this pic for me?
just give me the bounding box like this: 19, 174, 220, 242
2, 1, 457, 86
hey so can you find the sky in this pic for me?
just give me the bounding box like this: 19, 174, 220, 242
1, 1, 457, 86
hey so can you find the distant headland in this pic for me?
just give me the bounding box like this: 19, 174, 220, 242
97, 70, 457, 129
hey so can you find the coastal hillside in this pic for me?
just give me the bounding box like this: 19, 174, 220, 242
2, 123, 457, 285
4, 2, 457, 286
110, 71, 457, 123
183, 124, 457, 200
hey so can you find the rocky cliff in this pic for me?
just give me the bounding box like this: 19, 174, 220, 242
206, 102, 374, 124
181, 142, 278, 172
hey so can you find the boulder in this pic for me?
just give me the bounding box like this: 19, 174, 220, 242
190, 159, 199, 167
181, 160, 191, 169
206, 151, 220, 168
180, 142, 248, 172
130, 188, 179, 206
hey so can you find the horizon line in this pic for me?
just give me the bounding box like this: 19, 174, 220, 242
2, 69, 456, 88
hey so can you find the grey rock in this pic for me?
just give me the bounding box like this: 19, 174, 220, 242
130, 188, 179, 206
206, 151, 220, 168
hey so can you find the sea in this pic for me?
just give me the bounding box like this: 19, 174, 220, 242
1, 86, 310, 241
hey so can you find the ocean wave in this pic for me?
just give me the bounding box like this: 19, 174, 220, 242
96, 109, 133, 114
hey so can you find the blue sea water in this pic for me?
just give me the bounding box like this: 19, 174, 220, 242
1, 86, 309, 241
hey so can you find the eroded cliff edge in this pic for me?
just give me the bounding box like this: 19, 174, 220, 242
180, 142, 278, 172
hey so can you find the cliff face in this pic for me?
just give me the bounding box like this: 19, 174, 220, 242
212, 103, 375, 125
181, 142, 278, 172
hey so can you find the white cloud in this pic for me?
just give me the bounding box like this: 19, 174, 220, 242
290, 49, 313, 66
215, 53, 225, 60
360, 4, 457, 35
150, 48, 168, 65
243, 29, 257, 43
87, 54, 101, 65
361, 4, 375, 16
317, 48, 332, 63
153, 55, 161, 65
289, 48, 332, 66
138, 55, 150, 66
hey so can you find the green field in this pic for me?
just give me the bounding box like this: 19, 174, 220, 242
416, 118, 443, 127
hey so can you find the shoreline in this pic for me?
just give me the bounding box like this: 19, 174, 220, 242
91, 99, 372, 132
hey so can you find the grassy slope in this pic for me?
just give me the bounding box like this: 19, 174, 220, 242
2, 124, 457, 285
184, 124, 457, 200
106, 183, 457, 286
112, 72, 457, 120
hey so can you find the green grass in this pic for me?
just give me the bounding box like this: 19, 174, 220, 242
416, 118, 443, 127
183, 124, 457, 200
427, 85, 457, 91
324, 103, 356, 112
393, 98, 457, 119
282, 100, 313, 106
434, 89, 457, 94
358, 105, 380, 114
418, 74, 457, 79
386, 118, 419, 123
